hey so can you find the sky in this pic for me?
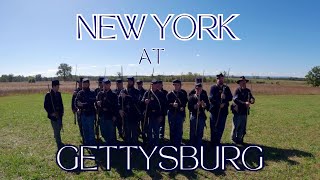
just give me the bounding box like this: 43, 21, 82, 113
0, 0, 319, 78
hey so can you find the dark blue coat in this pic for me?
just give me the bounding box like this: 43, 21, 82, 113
75, 88, 96, 115
97, 89, 118, 119
44, 90, 64, 121
209, 84, 233, 116
167, 89, 188, 116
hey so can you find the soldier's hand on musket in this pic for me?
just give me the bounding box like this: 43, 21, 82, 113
97, 101, 102, 107
120, 92, 126, 98
250, 98, 255, 104
220, 103, 225, 108
145, 99, 150, 104
221, 93, 226, 100
77, 101, 84, 107
245, 102, 250, 107
119, 110, 125, 118
201, 101, 206, 108
173, 101, 178, 108
180, 107, 184, 111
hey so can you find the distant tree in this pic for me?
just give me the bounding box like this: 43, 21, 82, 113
116, 72, 122, 78
305, 66, 320, 87
56, 63, 72, 81
35, 74, 42, 81
8, 74, 14, 82
28, 78, 36, 83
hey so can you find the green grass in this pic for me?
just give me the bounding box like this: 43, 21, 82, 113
0, 94, 319, 179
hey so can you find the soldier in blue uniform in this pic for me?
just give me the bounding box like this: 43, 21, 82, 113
142, 80, 166, 146
75, 78, 97, 145
118, 76, 141, 145
209, 73, 233, 146
113, 78, 124, 139
44, 80, 64, 149
136, 80, 146, 140
188, 80, 209, 148
231, 76, 255, 145
96, 78, 118, 145
167, 79, 188, 146
72, 77, 84, 141
157, 80, 168, 140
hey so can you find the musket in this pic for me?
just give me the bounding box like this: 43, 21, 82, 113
246, 76, 254, 122
121, 95, 125, 137
142, 67, 154, 133
174, 99, 177, 117
74, 65, 78, 125
195, 93, 200, 136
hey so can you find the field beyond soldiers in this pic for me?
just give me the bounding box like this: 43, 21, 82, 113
0, 81, 319, 179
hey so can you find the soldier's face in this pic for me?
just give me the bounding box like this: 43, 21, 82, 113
239, 81, 246, 88
173, 83, 181, 91
195, 86, 202, 92
137, 83, 143, 89
217, 77, 224, 85
83, 82, 90, 89
117, 82, 123, 89
152, 84, 157, 90
53, 85, 59, 91
104, 83, 111, 90
127, 80, 134, 87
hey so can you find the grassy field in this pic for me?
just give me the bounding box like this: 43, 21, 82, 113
0, 93, 319, 179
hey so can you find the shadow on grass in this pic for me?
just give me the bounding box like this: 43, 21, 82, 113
57, 139, 314, 179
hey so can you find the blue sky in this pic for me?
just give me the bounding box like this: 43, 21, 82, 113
0, 0, 319, 77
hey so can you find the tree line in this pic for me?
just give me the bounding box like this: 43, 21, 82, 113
1, 63, 319, 87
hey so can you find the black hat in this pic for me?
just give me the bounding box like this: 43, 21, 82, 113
127, 76, 134, 81
102, 78, 111, 84
151, 79, 158, 85
136, 80, 143, 84
77, 77, 84, 83
173, 79, 181, 84
82, 78, 90, 83
97, 77, 104, 83
216, 73, 224, 79
116, 78, 123, 83
195, 78, 202, 84
52, 80, 61, 86
157, 80, 163, 84
237, 76, 249, 84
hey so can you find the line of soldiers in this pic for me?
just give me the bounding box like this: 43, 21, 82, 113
44, 74, 255, 149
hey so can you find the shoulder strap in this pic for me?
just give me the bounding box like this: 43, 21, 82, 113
171, 90, 182, 104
